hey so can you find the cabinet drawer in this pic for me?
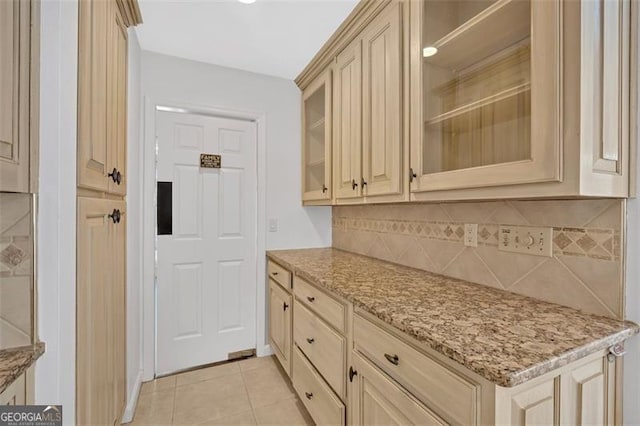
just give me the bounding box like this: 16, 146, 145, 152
293, 346, 345, 426
267, 260, 291, 290
294, 276, 346, 333
354, 313, 478, 425
294, 300, 346, 399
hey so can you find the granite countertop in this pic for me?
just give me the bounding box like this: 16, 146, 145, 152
267, 248, 639, 387
0, 342, 45, 394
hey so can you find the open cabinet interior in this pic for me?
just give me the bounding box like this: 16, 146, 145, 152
422, 0, 532, 175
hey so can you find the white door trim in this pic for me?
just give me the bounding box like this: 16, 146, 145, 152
142, 97, 268, 381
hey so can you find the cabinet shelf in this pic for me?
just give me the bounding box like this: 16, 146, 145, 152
308, 117, 325, 132
425, 82, 530, 126
425, 0, 530, 71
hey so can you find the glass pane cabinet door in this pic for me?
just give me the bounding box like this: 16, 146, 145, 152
411, 0, 561, 192
302, 71, 332, 202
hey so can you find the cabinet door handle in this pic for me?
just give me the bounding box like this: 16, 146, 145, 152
351, 179, 358, 190
361, 178, 367, 187
348, 366, 358, 382
283, 302, 289, 311
305, 392, 313, 400
384, 353, 399, 366
306, 337, 314, 344
306, 296, 315, 303
322, 184, 327, 193
108, 209, 121, 224
409, 168, 417, 183
271, 271, 279, 276
108, 168, 122, 185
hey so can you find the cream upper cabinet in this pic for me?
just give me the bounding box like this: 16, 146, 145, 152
0, 0, 38, 193
409, 0, 560, 193
78, 0, 128, 195
409, 0, 632, 200
334, 38, 363, 201
361, 1, 403, 198
334, 1, 405, 203
302, 71, 332, 204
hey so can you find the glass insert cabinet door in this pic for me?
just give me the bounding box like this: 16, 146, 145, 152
410, 0, 561, 192
302, 71, 332, 202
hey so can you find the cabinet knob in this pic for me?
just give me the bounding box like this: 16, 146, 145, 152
306, 337, 315, 344
351, 179, 358, 190
361, 178, 367, 187
409, 168, 417, 183
322, 184, 327, 193
306, 296, 315, 303
108, 209, 121, 224
384, 353, 399, 366
272, 271, 279, 276
108, 168, 122, 185
283, 302, 289, 311
348, 366, 358, 382
305, 392, 313, 400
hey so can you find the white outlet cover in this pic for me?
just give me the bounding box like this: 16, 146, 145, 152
464, 224, 478, 247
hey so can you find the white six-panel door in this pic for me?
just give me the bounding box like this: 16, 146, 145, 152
156, 110, 257, 375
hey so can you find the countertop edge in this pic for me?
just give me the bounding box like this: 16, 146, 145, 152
267, 250, 639, 388
0, 342, 46, 395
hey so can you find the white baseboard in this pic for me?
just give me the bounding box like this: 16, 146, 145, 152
257, 344, 272, 357
121, 371, 143, 424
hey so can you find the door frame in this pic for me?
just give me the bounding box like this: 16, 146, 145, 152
142, 97, 267, 381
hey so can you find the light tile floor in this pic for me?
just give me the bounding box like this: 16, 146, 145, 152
127, 356, 313, 425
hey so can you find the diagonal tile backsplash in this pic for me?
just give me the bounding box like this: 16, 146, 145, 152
0, 193, 34, 349
333, 199, 625, 319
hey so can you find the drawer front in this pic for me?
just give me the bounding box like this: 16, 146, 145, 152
267, 260, 292, 290
294, 300, 346, 399
294, 276, 346, 333
293, 346, 345, 426
354, 313, 478, 426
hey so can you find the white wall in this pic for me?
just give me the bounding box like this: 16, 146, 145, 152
36, 0, 78, 423
139, 51, 331, 379
123, 29, 143, 423
141, 51, 332, 249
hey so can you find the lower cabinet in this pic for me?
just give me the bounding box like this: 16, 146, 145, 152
350, 351, 446, 426
0, 367, 33, 405
266, 257, 622, 426
77, 198, 126, 425
293, 346, 346, 426
268, 278, 292, 376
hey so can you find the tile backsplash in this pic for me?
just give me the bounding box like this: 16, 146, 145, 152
333, 200, 624, 319
0, 193, 34, 349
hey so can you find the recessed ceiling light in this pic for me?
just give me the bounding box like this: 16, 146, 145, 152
423, 46, 438, 58
238, 0, 256, 4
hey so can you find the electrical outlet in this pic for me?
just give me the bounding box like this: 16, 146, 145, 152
464, 224, 478, 247
498, 225, 553, 257
269, 218, 278, 232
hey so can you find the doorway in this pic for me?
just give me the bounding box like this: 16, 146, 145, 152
155, 109, 258, 376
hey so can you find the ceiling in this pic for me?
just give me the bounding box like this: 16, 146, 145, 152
135, 0, 359, 80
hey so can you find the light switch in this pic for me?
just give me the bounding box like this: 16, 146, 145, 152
498, 225, 553, 257
269, 218, 278, 232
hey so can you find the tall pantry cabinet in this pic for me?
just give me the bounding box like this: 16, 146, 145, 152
76, 0, 141, 424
